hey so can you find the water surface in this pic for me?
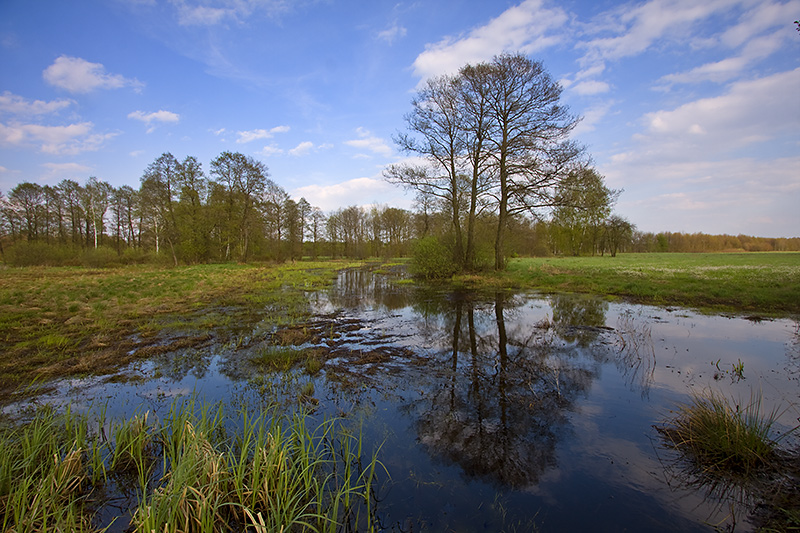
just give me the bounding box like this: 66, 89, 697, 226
15, 267, 800, 532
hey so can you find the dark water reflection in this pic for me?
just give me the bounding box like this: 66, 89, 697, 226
409, 292, 594, 489
11, 267, 799, 532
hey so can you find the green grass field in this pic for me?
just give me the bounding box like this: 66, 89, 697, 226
499, 252, 800, 315
0, 261, 361, 395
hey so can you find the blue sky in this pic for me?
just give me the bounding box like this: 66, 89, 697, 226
1, 0, 798, 237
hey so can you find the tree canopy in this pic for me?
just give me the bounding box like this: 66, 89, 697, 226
387, 53, 586, 271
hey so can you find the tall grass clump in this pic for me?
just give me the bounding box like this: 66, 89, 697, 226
658, 390, 785, 477
135, 401, 383, 532
0, 406, 100, 532
0, 398, 383, 532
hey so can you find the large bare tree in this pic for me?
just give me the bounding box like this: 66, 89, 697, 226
388, 53, 584, 271
387, 73, 468, 267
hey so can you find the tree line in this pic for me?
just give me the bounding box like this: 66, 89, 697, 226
1, 156, 794, 268
0, 151, 422, 266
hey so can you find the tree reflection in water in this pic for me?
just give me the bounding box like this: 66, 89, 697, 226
409, 291, 602, 488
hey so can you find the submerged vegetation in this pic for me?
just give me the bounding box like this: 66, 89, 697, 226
0, 397, 381, 532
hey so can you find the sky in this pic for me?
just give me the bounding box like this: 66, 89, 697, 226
0, 0, 798, 238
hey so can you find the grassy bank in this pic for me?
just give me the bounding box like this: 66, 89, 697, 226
493, 253, 800, 315
0, 261, 361, 396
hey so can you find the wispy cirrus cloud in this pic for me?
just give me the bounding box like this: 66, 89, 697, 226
658, 31, 787, 86
344, 127, 393, 158
128, 110, 180, 133
377, 22, 407, 44
236, 125, 290, 143
0, 121, 118, 155
171, 0, 293, 26
579, 0, 739, 64
0, 91, 73, 116
43, 55, 143, 93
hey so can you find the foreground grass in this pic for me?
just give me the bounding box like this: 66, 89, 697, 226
0, 261, 362, 396
495, 253, 800, 315
657, 391, 799, 532
658, 391, 783, 477
0, 397, 381, 532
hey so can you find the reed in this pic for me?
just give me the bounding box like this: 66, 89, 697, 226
658, 390, 784, 476
0, 397, 381, 532
0, 407, 96, 532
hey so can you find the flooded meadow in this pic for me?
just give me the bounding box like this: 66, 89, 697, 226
6, 266, 799, 532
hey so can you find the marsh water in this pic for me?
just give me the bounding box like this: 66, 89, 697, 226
15, 267, 800, 531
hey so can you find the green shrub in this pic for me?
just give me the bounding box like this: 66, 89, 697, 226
411, 236, 458, 280
5, 242, 79, 267
82, 246, 120, 268
120, 247, 153, 265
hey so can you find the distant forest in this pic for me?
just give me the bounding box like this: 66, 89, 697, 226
1, 152, 797, 268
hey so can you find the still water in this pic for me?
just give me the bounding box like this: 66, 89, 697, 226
17, 268, 800, 531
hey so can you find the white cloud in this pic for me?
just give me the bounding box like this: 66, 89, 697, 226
288, 141, 314, 156
582, 0, 738, 63
128, 110, 180, 133
0, 91, 73, 116
378, 22, 407, 44
0, 121, 118, 155
572, 101, 614, 136
574, 0, 756, 94
411, 0, 568, 82
43, 56, 143, 94
236, 125, 290, 143
659, 29, 786, 86
344, 127, 393, 158
639, 68, 800, 157
177, 4, 231, 25
720, 0, 800, 48
293, 176, 410, 212
608, 157, 800, 237
570, 80, 610, 96
128, 110, 180, 124
596, 66, 800, 237
171, 0, 292, 26
41, 162, 92, 177
258, 145, 284, 157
